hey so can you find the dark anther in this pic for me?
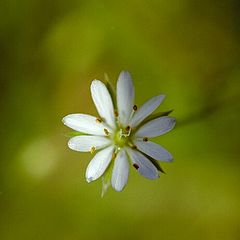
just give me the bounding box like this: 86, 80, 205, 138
133, 105, 138, 111
90, 146, 96, 154
112, 152, 117, 159
125, 126, 131, 132
96, 118, 103, 123
133, 163, 139, 170
104, 128, 109, 135
114, 111, 119, 117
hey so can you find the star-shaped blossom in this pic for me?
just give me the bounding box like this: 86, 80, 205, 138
63, 71, 176, 193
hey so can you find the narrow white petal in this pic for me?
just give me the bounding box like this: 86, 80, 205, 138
111, 149, 129, 192
133, 140, 173, 162
86, 146, 114, 182
91, 80, 116, 128
68, 135, 111, 152
134, 116, 176, 138
130, 95, 165, 128
62, 114, 111, 136
117, 71, 135, 126
126, 147, 159, 179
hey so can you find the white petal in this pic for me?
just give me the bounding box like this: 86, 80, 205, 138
111, 149, 129, 192
117, 71, 135, 126
86, 146, 114, 182
130, 95, 165, 128
134, 116, 176, 138
68, 135, 111, 152
62, 114, 111, 136
91, 80, 116, 129
126, 147, 159, 179
133, 140, 173, 162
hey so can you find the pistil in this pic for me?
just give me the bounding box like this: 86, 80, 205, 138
114, 128, 130, 148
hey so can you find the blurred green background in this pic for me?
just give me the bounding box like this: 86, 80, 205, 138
0, 0, 240, 239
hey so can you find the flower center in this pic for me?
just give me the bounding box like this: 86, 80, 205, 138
113, 126, 131, 148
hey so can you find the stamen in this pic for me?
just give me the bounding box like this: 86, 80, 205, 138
130, 105, 137, 120
143, 137, 148, 142
114, 111, 119, 118
133, 163, 139, 170
112, 152, 117, 160
125, 125, 131, 132
90, 146, 96, 154
132, 145, 137, 150
96, 118, 102, 123
133, 105, 138, 111
104, 128, 109, 136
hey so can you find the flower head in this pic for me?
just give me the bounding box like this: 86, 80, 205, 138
63, 71, 176, 193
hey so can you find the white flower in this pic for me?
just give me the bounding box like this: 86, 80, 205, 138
63, 71, 176, 193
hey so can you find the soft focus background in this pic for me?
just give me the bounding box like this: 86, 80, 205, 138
1, 0, 240, 239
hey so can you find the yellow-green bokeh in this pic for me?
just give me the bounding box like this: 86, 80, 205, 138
0, 0, 240, 239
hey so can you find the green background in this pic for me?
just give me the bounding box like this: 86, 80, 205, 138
0, 0, 240, 239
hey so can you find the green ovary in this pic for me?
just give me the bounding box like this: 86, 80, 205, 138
113, 129, 129, 148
